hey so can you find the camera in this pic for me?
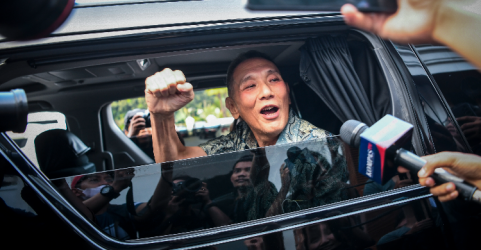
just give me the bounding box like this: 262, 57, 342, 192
172, 177, 203, 204
0, 89, 28, 133
141, 110, 151, 128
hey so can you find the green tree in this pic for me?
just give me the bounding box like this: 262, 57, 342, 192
110, 88, 232, 130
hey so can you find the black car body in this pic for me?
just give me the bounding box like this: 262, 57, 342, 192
1, 0, 480, 249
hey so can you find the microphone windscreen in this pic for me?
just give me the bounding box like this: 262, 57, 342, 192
340, 120, 367, 147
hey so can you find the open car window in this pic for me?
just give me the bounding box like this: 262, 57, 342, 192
110, 88, 233, 160
54, 136, 417, 240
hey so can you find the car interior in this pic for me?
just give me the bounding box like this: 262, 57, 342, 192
1, 30, 393, 171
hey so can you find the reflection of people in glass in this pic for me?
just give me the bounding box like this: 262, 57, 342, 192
236, 149, 279, 222
71, 171, 138, 240
156, 175, 211, 235
207, 155, 254, 225
70, 169, 170, 240
208, 152, 278, 223
278, 145, 349, 213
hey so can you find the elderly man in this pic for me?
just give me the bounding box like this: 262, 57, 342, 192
145, 50, 330, 162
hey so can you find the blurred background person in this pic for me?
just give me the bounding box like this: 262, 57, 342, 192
124, 108, 184, 160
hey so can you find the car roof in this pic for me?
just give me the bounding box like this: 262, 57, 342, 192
0, 0, 326, 51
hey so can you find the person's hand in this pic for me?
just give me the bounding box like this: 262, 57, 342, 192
145, 68, 194, 116
457, 116, 481, 146
165, 196, 185, 217
341, 0, 442, 44
418, 152, 481, 202
196, 182, 211, 205
280, 163, 291, 190
111, 169, 135, 193
127, 113, 146, 137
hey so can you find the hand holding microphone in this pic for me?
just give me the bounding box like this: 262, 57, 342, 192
340, 115, 481, 204
418, 152, 481, 202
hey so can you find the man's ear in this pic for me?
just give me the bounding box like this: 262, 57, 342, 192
226, 97, 240, 119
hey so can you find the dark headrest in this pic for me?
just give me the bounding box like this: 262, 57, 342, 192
35, 129, 95, 179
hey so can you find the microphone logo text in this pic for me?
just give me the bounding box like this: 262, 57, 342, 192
366, 143, 374, 178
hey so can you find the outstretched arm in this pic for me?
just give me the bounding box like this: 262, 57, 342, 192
341, 0, 481, 70
82, 169, 134, 214
145, 68, 207, 163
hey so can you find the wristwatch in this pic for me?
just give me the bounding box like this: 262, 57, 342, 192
100, 185, 120, 199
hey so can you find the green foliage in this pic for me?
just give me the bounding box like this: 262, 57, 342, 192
111, 97, 147, 130
110, 88, 232, 130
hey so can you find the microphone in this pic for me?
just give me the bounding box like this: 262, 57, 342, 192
340, 115, 481, 204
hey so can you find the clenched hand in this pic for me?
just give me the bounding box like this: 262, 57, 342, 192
145, 68, 194, 116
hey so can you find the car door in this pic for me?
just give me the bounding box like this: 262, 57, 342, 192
0, 1, 457, 249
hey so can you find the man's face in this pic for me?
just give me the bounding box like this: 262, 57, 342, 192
231, 161, 252, 188
79, 173, 113, 189
228, 58, 290, 142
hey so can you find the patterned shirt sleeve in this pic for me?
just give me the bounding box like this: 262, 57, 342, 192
198, 132, 237, 155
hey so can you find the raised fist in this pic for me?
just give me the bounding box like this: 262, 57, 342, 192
145, 68, 194, 116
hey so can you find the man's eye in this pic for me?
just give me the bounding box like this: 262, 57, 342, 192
245, 84, 255, 90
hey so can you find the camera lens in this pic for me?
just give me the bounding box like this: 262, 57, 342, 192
172, 177, 202, 203
144, 111, 151, 128
0, 89, 28, 133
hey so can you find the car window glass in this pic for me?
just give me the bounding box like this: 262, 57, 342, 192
415, 45, 481, 155
54, 136, 418, 240
6, 112, 67, 166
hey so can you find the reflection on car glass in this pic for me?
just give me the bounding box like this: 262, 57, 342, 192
55, 136, 416, 240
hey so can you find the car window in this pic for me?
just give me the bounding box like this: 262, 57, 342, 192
110, 88, 233, 154
53, 135, 422, 241
6, 112, 67, 167
415, 45, 481, 155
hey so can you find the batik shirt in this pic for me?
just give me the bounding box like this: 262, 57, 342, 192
199, 110, 330, 154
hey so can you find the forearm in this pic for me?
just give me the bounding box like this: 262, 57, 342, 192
265, 188, 289, 217
147, 167, 173, 215
433, 0, 481, 70
55, 182, 94, 221
151, 113, 184, 162
206, 204, 232, 227
151, 113, 206, 163
83, 183, 124, 214
82, 194, 113, 214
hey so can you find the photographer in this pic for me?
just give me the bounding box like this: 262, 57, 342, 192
124, 109, 184, 160
156, 175, 222, 235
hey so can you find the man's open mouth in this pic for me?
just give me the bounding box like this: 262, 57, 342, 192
260, 105, 280, 119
